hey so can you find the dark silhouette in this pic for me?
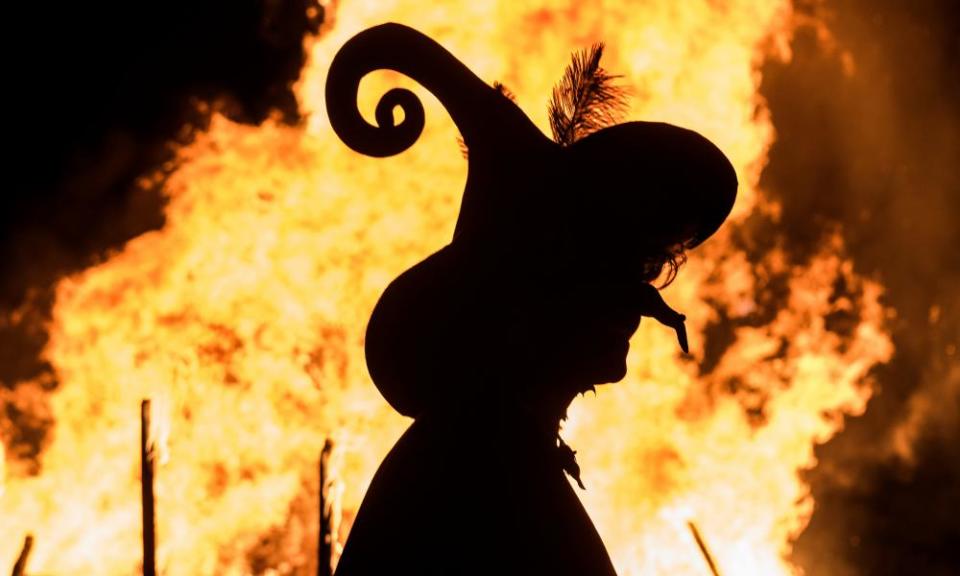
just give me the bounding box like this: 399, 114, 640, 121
326, 23, 737, 575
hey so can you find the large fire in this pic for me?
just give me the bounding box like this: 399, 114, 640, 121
1, 1, 893, 575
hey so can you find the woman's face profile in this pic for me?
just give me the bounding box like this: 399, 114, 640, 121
506, 252, 663, 391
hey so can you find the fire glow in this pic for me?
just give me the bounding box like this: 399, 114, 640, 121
0, 1, 894, 575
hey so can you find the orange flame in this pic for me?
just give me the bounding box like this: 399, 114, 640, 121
1, 1, 893, 575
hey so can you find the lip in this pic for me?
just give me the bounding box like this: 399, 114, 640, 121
598, 330, 631, 351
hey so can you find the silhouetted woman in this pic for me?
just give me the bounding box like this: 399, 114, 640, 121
326, 23, 737, 576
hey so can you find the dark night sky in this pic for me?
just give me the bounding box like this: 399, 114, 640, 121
2, 1, 958, 574
4, 0, 321, 307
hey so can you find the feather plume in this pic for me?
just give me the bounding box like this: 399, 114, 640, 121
549, 43, 628, 146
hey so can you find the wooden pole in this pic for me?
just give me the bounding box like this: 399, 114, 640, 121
318, 439, 334, 576
10, 534, 33, 576
141, 399, 157, 576
688, 521, 722, 576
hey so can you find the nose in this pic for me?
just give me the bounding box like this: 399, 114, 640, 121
631, 282, 688, 353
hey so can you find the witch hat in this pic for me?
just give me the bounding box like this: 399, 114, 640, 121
326, 23, 737, 417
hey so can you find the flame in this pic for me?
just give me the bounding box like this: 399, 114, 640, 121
0, 1, 893, 575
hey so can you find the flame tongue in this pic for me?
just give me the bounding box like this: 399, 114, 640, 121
0, 2, 892, 575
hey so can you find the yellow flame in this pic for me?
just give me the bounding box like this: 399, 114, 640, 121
0, 442, 5, 499
0, 1, 893, 575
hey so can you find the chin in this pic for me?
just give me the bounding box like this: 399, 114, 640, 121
564, 340, 630, 389
604, 342, 631, 381
598, 363, 628, 384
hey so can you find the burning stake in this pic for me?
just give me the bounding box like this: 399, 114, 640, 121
318, 439, 335, 576
141, 399, 157, 576
687, 521, 722, 576
10, 534, 33, 576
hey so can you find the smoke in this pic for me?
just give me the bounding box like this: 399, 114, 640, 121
755, 0, 960, 573
1, 0, 322, 472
